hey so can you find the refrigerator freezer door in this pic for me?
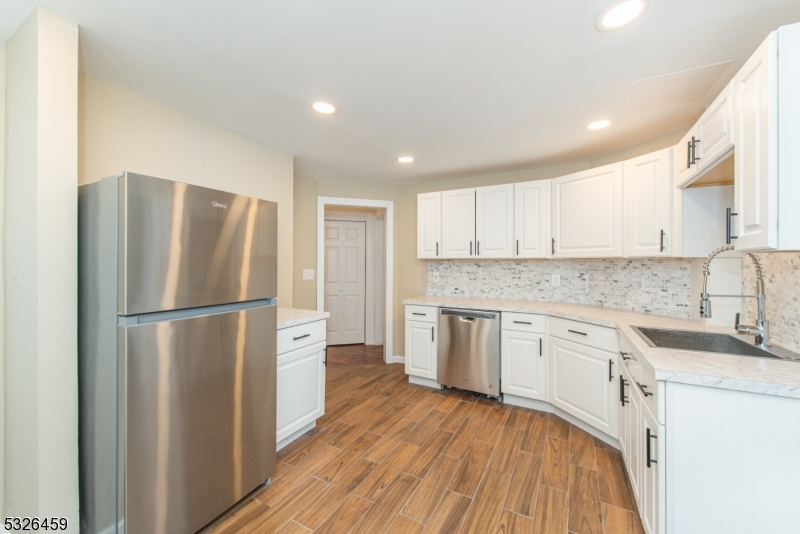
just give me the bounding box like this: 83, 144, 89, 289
123, 304, 276, 534
122, 173, 278, 315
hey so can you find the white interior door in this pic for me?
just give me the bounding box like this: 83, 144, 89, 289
324, 220, 366, 345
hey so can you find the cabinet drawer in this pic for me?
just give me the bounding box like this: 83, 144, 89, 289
550, 317, 619, 352
502, 312, 546, 333
636, 358, 661, 424
278, 320, 326, 355
405, 305, 438, 323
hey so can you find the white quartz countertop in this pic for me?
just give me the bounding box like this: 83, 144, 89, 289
277, 307, 329, 330
403, 295, 800, 400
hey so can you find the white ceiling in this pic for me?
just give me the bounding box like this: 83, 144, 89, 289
2, 0, 800, 184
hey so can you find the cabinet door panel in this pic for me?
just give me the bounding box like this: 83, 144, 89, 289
552, 163, 624, 258
734, 33, 777, 251
417, 192, 442, 258
624, 149, 672, 257
441, 189, 476, 258
696, 82, 735, 171
618, 364, 630, 461
674, 128, 699, 188
501, 330, 546, 400
641, 403, 665, 534
628, 381, 643, 509
405, 320, 437, 380
549, 336, 618, 436
514, 180, 551, 258
277, 342, 326, 442
475, 184, 514, 258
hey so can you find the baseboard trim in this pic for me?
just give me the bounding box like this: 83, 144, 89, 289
388, 355, 405, 364
408, 375, 442, 389
502, 393, 619, 449
277, 421, 316, 451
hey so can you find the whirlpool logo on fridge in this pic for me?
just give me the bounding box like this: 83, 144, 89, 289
211, 201, 228, 209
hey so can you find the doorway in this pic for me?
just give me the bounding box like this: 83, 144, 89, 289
324, 219, 367, 345
317, 197, 395, 363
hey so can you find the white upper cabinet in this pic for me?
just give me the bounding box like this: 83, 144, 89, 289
552, 163, 624, 258
695, 81, 735, 173
475, 184, 514, 258
514, 180, 551, 258
624, 149, 673, 257
441, 188, 476, 258
733, 24, 800, 251
675, 81, 735, 189
417, 192, 441, 258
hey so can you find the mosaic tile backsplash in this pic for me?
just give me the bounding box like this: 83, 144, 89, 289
742, 253, 800, 352
427, 259, 694, 318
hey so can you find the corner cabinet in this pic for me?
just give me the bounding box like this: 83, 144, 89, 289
417, 192, 441, 258
624, 149, 673, 257
551, 163, 624, 258
277, 320, 327, 449
514, 180, 551, 258
732, 24, 800, 252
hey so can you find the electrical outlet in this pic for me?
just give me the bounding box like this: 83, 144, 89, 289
431, 272, 440, 282
302, 269, 315, 280
551, 274, 561, 286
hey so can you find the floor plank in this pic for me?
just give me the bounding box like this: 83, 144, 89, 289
350, 473, 421, 534
532, 485, 568, 534
314, 493, 373, 534
386, 514, 425, 534
495, 509, 534, 534
475, 407, 511, 444
505, 406, 531, 431
601, 503, 644, 534
519, 412, 549, 456
421, 490, 472, 534
505, 451, 543, 518
292, 483, 348, 530
458, 469, 512, 534
442, 416, 485, 459
255, 444, 340, 506
569, 425, 597, 471
355, 441, 419, 501
362, 419, 417, 463
438, 400, 474, 432
248, 477, 327, 532
487, 426, 524, 474
313, 433, 381, 484
595, 448, 636, 511
540, 437, 569, 492
568, 464, 603, 534
449, 439, 496, 497
200, 498, 269, 534
403, 455, 462, 524
404, 409, 449, 446
402, 428, 454, 478
546, 416, 570, 440
274, 521, 311, 534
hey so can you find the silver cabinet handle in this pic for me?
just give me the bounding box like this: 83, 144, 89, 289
477, 241, 480, 256
293, 333, 311, 341
516, 239, 519, 256
539, 337, 542, 356
470, 241, 473, 255
436, 242, 439, 256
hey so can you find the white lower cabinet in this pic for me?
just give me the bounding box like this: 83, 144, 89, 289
276, 339, 326, 445
549, 335, 618, 437
501, 329, 546, 401
641, 402, 665, 534
405, 319, 438, 381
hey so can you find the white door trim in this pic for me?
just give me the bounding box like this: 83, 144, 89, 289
318, 197, 394, 363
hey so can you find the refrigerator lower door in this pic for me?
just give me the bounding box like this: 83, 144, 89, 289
122, 305, 276, 534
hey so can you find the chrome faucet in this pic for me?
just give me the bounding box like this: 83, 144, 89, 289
700, 245, 770, 348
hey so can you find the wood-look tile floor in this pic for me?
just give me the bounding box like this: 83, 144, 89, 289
202, 345, 644, 534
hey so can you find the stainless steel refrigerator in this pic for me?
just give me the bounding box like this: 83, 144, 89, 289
79, 173, 278, 534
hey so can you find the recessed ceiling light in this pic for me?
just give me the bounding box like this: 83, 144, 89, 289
397, 156, 414, 163
311, 101, 337, 114
597, 0, 647, 31
587, 119, 612, 130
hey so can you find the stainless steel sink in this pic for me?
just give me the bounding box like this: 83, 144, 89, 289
632, 327, 800, 361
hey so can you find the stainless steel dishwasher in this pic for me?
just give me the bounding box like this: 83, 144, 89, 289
437, 308, 501, 397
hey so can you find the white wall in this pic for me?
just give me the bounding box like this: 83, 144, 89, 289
79, 74, 295, 305
3, 7, 79, 526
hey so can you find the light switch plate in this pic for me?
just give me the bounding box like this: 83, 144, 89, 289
551, 274, 561, 286
303, 269, 315, 280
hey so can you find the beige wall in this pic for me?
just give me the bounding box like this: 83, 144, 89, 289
0, 39, 5, 518
293, 173, 318, 310
79, 74, 295, 305
295, 129, 687, 357
4, 8, 79, 526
